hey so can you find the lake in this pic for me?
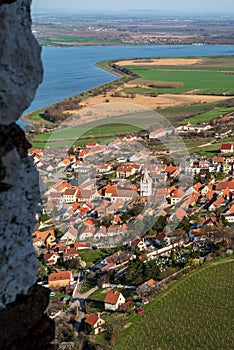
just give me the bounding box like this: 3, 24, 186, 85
20, 44, 234, 128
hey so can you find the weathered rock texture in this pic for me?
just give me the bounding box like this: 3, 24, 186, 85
0, 0, 43, 307
0, 0, 54, 348
0, 0, 43, 125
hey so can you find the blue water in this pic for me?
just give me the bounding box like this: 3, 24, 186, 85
19, 44, 234, 128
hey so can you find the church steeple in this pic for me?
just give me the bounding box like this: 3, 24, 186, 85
140, 169, 152, 197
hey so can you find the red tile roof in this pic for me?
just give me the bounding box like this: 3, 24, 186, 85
174, 207, 187, 221
221, 143, 233, 151
48, 271, 72, 282
85, 313, 100, 327
104, 290, 121, 305
145, 279, 155, 286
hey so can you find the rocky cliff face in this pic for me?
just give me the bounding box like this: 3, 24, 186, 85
0, 1, 54, 348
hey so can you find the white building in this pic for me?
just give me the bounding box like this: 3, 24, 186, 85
140, 169, 153, 197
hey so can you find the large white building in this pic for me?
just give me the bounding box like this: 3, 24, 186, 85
140, 169, 153, 197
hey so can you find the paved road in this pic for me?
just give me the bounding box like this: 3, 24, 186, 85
74, 286, 98, 300
72, 285, 99, 329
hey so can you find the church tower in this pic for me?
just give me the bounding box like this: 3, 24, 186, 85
140, 169, 153, 197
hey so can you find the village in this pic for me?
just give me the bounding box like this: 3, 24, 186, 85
29, 115, 234, 343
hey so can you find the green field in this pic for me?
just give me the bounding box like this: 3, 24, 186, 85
114, 257, 234, 350
31, 123, 142, 149
78, 249, 109, 268
181, 106, 234, 124
39, 35, 122, 47
121, 57, 234, 95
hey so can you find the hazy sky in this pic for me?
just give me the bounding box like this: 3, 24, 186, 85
32, 0, 234, 13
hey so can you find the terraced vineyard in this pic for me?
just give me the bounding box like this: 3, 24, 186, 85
114, 258, 234, 350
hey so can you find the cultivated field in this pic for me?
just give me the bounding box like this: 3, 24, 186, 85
28, 56, 234, 149
114, 257, 234, 350
118, 56, 234, 95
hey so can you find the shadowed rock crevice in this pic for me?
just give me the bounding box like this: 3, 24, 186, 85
0, 0, 55, 348
0, 285, 55, 350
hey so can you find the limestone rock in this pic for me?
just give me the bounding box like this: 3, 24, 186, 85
0, 156, 40, 307
0, 0, 43, 125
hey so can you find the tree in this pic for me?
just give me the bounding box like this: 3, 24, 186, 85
179, 216, 191, 233
64, 258, 83, 271
37, 261, 48, 281
153, 215, 167, 233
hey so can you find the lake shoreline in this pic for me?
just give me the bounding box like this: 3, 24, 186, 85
21, 45, 233, 129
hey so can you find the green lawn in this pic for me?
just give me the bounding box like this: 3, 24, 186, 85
114, 257, 234, 350
79, 249, 109, 268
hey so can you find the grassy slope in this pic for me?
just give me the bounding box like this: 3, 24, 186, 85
114, 257, 234, 350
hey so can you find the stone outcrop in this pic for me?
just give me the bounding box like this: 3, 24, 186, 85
0, 0, 43, 308
0, 0, 54, 348
0, 0, 43, 125
0, 285, 55, 350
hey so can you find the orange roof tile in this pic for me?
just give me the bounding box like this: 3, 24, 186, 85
104, 290, 121, 305
145, 279, 155, 286
48, 270, 72, 282
85, 313, 100, 327
174, 208, 187, 221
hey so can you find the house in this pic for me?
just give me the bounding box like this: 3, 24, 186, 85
173, 207, 187, 222
60, 226, 78, 245
155, 232, 166, 245
86, 142, 99, 149
52, 180, 72, 194
104, 290, 125, 311
149, 128, 173, 139
221, 143, 233, 153
79, 226, 95, 241
63, 188, 79, 203
44, 252, 60, 266
164, 165, 179, 178
144, 279, 156, 287
169, 188, 186, 205
116, 165, 137, 179
48, 271, 73, 288
63, 248, 79, 261
32, 229, 56, 248
130, 236, 147, 251
94, 226, 107, 240
97, 164, 112, 173
85, 313, 105, 335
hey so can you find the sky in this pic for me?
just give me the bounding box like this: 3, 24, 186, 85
32, 0, 234, 14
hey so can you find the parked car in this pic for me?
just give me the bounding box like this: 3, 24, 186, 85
137, 307, 144, 314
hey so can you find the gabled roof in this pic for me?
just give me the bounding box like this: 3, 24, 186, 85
131, 236, 142, 247
165, 165, 178, 174
221, 143, 233, 150
85, 313, 100, 327
170, 188, 185, 199
227, 204, 234, 214
64, 188, 78, 196
104, 290, 121, 305
33, 229, 55, 241
67, 226, 78, 237
145, 278, 155, 286
48, 270, 72, 282
174, 207, 187, 221
193, 182, 203, 192
156, 232, 165, 242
